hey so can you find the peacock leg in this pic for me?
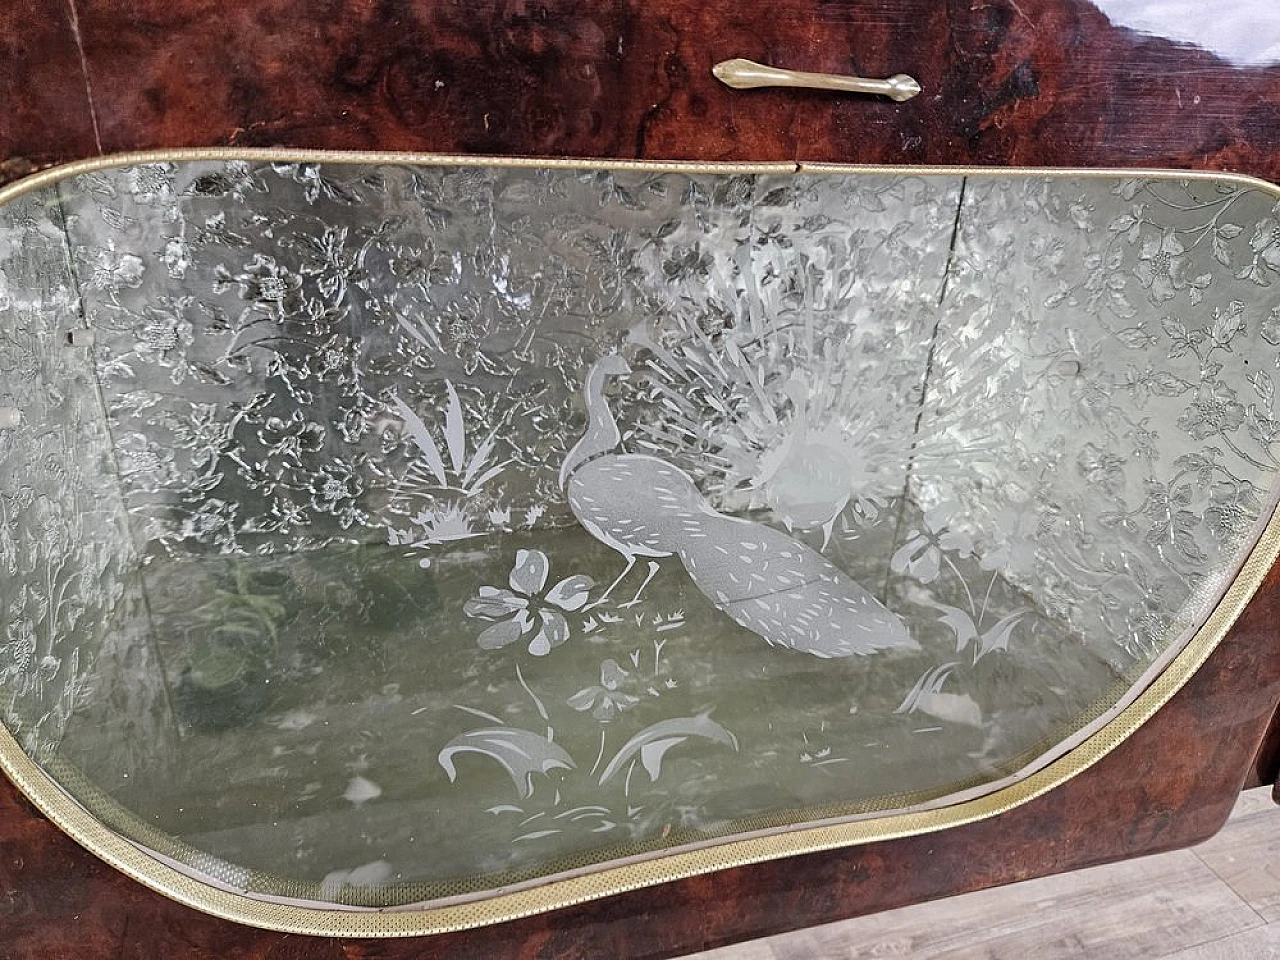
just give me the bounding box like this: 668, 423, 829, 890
585, 555, 636, 610
618, 560, 662, 608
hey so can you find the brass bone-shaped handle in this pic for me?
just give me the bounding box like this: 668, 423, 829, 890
712, 58, 921, 102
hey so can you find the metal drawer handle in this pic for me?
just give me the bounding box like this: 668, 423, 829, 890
712, 58, 922, 102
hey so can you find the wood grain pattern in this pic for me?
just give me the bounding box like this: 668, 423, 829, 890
4, 0, 1280, 183
2, 1, 1280, 957
0, 0, 99, 181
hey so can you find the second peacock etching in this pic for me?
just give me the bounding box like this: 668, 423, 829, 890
558, 354, 917, 659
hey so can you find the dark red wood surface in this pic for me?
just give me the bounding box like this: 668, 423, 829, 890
1254, 705, 1280, 790
4, 0, 1280, 181
3, 0, 1280, 957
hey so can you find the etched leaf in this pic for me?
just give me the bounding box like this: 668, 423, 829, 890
599, 713, 738, 785
896, 665, 984, 728
443, 380, 466, 473
1108, 288, 1137, 318
526, 609, 569, 656
1213, 233, 1233, 267
391, 395, 448, 486
1148, 370, 1192, 397
397, 313, 440, 351
1160, 317, 1193, 358
1239, 261, 1269, 286
461, 425, 502, 488
917, 598, 978, 653
1108, 213, 1137, 234
1211, 301, 1245, 346
1250, 370, 1275, 408
1114, 324, 1156, 349
438, 727, 575, 799
978, 610, 1028, 660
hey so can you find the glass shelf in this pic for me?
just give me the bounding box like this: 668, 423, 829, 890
2, 155, 1278, 929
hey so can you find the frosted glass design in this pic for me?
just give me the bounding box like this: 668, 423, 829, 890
2, 161, 1278, 908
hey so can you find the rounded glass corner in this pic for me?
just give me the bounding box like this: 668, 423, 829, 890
1, 150, 1279, 935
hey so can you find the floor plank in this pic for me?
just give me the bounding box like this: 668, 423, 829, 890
1193, 795, 1280, 923
683, 792, 1280, 960
683, 941, 778, 960
687, 850, 1260, 959
1223, 788, 1278, 820
1159, 926, 1280, 960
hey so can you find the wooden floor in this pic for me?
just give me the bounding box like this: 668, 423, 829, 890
684, 789, 1280, 960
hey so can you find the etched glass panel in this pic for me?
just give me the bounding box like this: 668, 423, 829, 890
2, 161, 1278, 909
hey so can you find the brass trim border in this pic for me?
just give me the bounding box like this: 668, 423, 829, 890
2, 150, 1278, 938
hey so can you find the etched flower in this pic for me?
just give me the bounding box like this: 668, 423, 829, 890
27, 496, 68, 558
1128, 420, 1160, 461
308, 462, 365, 528
567, 658, 640, 720
890, 502, 974, 584
125, 163, 177, 207
133, 309, 193, 367
1247, 405, 1280, 447
268, 496, 308, 531
979, 504, 1039, 576
661, 245, 713, 282
1077, 442, 1126, 493
1178, 382, 1246, 439
464, 549, 594, 656
305, 333, 360, 379
179, 498, 238, 544
1261, 307, 1280, 346
116, 432, 176, 483
161, 236, 191, 279
0, 224, 26, 263
168, 402, 234, 470
1134, 230, 1187, 303
1204, 479, 1261, 543
185, 161, 264, 201
258, 412, 326, 463
217, 254, 302, 315
87, 245, 145, 295
0, 618, 36, 684
296, 226, 366, 303
1248, 206, 1280, 277
271, 162, 359, 204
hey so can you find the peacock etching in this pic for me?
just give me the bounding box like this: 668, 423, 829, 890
559, 354, 917, 659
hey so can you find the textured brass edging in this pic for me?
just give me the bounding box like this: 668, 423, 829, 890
1, 151, 1278, 937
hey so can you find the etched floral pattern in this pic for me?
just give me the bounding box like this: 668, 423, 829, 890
464, 549, 594, 655
3, 161, 1280, 908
